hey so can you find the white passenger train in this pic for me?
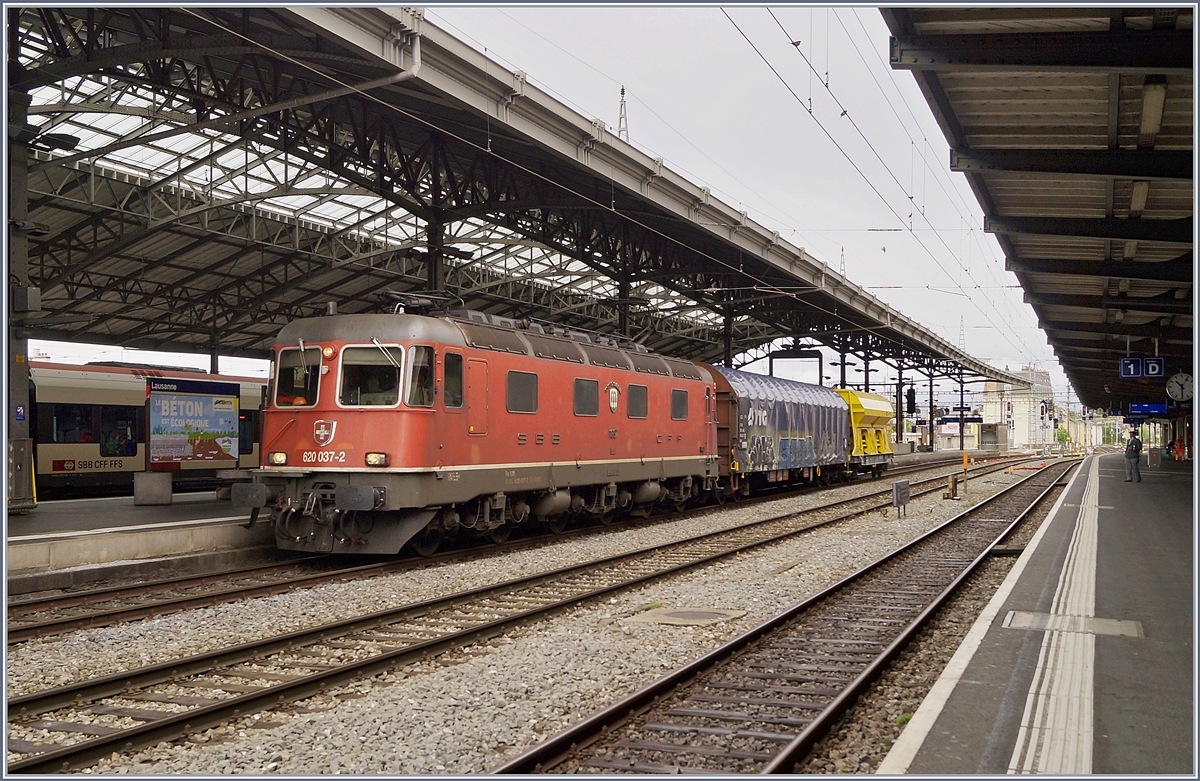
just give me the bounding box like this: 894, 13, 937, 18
29, 362, 265, 497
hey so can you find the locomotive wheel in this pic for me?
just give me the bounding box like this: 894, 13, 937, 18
710, 487, 726, 505
546, 516, 568, 534
409, 524, 444, 557
598, 512, 616, 526
488, 522, 513, 544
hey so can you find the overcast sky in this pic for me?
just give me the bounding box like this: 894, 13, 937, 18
424, 6, 1068, 403
36, 6, 1073, 407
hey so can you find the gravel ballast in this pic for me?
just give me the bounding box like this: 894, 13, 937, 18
8, 463, 1056, 774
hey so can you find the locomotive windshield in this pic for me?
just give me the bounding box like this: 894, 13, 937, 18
339, 345, 404, 406
275, 346, 322, 407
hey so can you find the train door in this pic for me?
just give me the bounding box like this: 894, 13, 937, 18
715, 387, 738, 476
467, 359, 488, 435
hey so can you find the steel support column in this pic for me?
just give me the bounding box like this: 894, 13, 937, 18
7, 76, 35, 510
723, 308, 733, 368
959, 367, 965, 452
928, 372, 935, 451
427, 214, 444, 292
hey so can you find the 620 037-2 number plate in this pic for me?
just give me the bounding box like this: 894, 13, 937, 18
300, 450, 347, 464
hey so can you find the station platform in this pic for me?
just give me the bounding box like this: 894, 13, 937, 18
6, 492, 274, 591
878, 452, 1194, 775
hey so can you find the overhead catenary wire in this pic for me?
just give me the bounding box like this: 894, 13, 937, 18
750, 8, 1038, 364
166, 8, 963, 363
430, 8, 832, 252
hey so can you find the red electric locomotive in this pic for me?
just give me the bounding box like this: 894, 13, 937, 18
234, 310, 719, 554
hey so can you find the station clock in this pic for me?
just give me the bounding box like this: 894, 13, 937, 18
1166, 372, 1193, 402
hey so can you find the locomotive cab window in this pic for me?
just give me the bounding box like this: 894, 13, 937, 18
405, 345, 435, 407
574, 378, 599, 416
506, 371, 538, 413
670, 389, 689, 421
339, 345, 403, 407
443, 352, 464, 408
627, 384, 648, 419
275, 347, 322, 407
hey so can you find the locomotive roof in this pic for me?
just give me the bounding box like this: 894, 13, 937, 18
709, 365, 848, 410
275, 314, 713, 382
277, 314, 468, 347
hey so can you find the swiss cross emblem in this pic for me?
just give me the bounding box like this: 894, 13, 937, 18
313, 420, 336, 447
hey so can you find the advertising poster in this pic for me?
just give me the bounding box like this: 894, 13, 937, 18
148, 378, 240, 464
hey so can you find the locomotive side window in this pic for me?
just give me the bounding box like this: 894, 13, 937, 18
443, 352, 464, 408
627, 384, 648, 419
405, 346, 435, 407
99, 405, 140, 456
339, 346, 403, 406
506, 371, 538, 413
671, 389, 689, 421
574, 378, 599, 416
275, 347, 322, 407
51, 403, 95, 443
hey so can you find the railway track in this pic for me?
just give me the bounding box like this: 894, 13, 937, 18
492, 459, 1078, 774
6, 458, 1045, 772
7, 457, 1028, 644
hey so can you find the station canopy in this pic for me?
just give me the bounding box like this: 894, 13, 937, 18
884, 7, 1193, 409
11, 7, 1028, 387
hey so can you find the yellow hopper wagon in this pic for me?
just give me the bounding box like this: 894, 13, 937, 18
835, 388, 895, 476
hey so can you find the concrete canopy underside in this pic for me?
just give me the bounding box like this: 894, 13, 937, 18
883, 7, 1194, 410
11, 7, 1027, 385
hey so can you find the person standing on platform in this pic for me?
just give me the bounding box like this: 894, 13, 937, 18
1124, 430, 1143, 482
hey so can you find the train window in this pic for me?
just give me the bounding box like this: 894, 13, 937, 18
275, 347, 322, 407
99, 406, 140, 456
443, 352, 464, 408
340, 346, 403, 406
406, 346, 435, 407
51, 404, 95, 443
574, 378, 599, 416
671, 389, 689, 421
627, 384, 648, 419
506, 371, 538, 413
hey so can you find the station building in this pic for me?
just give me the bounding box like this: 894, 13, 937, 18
982, 367, 1056, 449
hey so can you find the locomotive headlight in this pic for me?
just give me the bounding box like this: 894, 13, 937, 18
322, 345, 335, 360
268, 451, 289, 466
365, 452, 390, 467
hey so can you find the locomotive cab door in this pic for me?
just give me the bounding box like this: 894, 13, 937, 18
467, 359, 488, 435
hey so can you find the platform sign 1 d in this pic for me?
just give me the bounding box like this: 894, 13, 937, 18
1119, 358, 1142, 378
1144, 357, 1164, 378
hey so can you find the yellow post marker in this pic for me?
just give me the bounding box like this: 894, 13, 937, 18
963, 451, 969, 471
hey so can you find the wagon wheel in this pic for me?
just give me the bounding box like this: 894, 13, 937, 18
598, 512, 616, 526
710, 486, 726, 505
408, 524, 443, 557
487, 522, 513, 544
545, 516, 569, 534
